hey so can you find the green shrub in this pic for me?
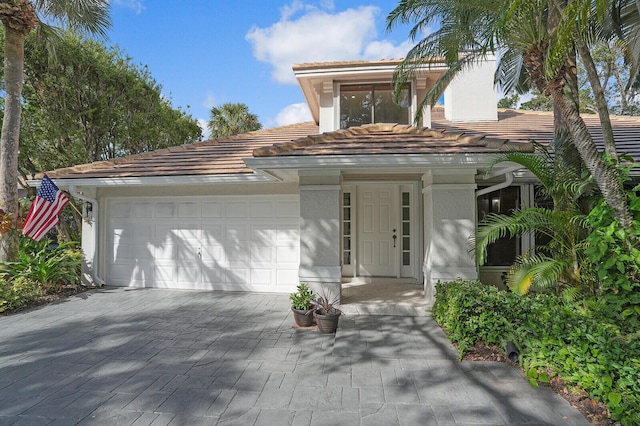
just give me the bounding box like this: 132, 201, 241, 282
0, 238, 82, 294
432, 280, 640, 425
289, 283, 315, 310
0, 276, 42, 313
584, 186, 640, 333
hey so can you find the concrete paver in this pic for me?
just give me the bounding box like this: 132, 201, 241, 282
0, 287, 591, 425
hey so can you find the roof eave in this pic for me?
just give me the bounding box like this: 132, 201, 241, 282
244, 153, 513, 171
27, 172, 274, 189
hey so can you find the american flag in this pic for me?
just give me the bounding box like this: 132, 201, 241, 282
22, 175, 69, 241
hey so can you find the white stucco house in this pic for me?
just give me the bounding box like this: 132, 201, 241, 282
39, 57, 640, 303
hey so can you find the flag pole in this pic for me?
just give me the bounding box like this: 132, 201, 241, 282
66, 196, 92, 224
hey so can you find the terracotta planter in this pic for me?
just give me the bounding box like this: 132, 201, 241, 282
314, 311, 341, 334
291, 307, 315, 327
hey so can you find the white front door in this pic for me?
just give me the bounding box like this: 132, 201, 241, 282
357, 184, 399, 277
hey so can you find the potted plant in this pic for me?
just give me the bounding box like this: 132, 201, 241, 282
311, 289, 342, 334
290, 283, 315, 327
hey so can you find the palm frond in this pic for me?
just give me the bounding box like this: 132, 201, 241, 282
34, 0, 111, 39
506, 254, 570, 294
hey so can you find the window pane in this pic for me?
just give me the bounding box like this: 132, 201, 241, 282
374, 84, 409, 124
340, 85, 372, 128
344, 222, 351, 236
402, 207, 410, 221
403, 252, 411, 266
402, 237, 410, 250
402, 192, 410, 205
477, 187, 521, 266
344, 252, 351, 265
343, 207, 350, 221
343, 237, 351, 250
343, 192, 351, 206
340, 84, 410, 128
402, 222, 410, 235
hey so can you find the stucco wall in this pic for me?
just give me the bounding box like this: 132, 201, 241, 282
422, 170, 478, 302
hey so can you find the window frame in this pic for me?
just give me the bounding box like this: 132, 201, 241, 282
337, 81, 412, 129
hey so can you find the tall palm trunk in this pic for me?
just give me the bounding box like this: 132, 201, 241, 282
524, 43, 632, 229
576, 35, 618, 160
0, 27, 27, 262
549, 85, 631, 228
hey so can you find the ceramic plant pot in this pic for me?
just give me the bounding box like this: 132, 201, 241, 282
313, 311, 341, 334
291, 307, 315, 327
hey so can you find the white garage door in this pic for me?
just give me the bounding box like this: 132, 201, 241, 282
107, 195, 300, 293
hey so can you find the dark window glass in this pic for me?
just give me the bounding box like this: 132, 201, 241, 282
477, 186, 521, 266
340, 83, 410, 128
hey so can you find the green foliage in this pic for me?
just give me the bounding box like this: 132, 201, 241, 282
584, 184, 640, 332
0, 27, 202, 179
0, 276, 42, 313
475, 149, 594, 295
519, 90, 554, 111
498, 93, 519, 109
208, 102, 262, 138
0, 238, 82, 294
289, 283, 315, 310
432, 280, 640, 424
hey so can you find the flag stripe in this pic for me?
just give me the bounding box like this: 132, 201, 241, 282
22, 176, 69, 241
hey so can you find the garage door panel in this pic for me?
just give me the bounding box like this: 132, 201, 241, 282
226, 223, 249, 241
226, 245, 249, 264
201, 266, 225, 286
155, 264, 175, 284
251, 268, 273, 286
201, 202, 223, 218
201, 224, 224, 242
251, 201, 274, 218
108, 195, 299, 292
201, 245, 224, 263
226, 268, 249, 286
155, 244, 175, 260
251, 245, 273, 263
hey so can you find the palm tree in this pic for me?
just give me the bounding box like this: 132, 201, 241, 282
387, 0, 634, 229
207, 103, 262, 138
0, 0, 111, 262
474, 149, 594, 296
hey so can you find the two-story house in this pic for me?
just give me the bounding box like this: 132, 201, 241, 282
41, 57, 640, 305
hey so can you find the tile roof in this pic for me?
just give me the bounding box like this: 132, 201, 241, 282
252, 123, 534, 157
46, 109, 640, 180
432, 108, 640, 160
46, 122, 319, 180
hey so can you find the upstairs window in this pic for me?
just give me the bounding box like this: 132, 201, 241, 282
339, 83, 410, 129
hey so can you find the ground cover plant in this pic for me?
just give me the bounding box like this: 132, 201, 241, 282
0, 237, 83, 313
432, 279, 640, 425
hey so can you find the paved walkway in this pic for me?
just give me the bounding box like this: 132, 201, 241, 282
0, 288, 590, 425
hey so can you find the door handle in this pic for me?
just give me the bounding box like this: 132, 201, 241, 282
392, 229, 397, 248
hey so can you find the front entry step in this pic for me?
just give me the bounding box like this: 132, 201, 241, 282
339, 278, 429, 317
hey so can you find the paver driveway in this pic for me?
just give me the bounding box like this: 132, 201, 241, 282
0, 287, 590, 425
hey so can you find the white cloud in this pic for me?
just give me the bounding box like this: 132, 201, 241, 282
197, 118, 210, 140
275, 103, 313, 126
203, 92, 217, 110
110, 0, 145, 14
363, 39, 415, 60
246, 2, 411, 85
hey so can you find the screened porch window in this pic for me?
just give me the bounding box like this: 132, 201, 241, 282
339, 83, 410, 129
477, 186, 521, 266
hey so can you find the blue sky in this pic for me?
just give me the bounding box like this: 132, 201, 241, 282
107, 0, 417, 138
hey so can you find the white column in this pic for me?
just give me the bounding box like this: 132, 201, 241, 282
298, 171, 342, 301
422, 170, 478, 302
